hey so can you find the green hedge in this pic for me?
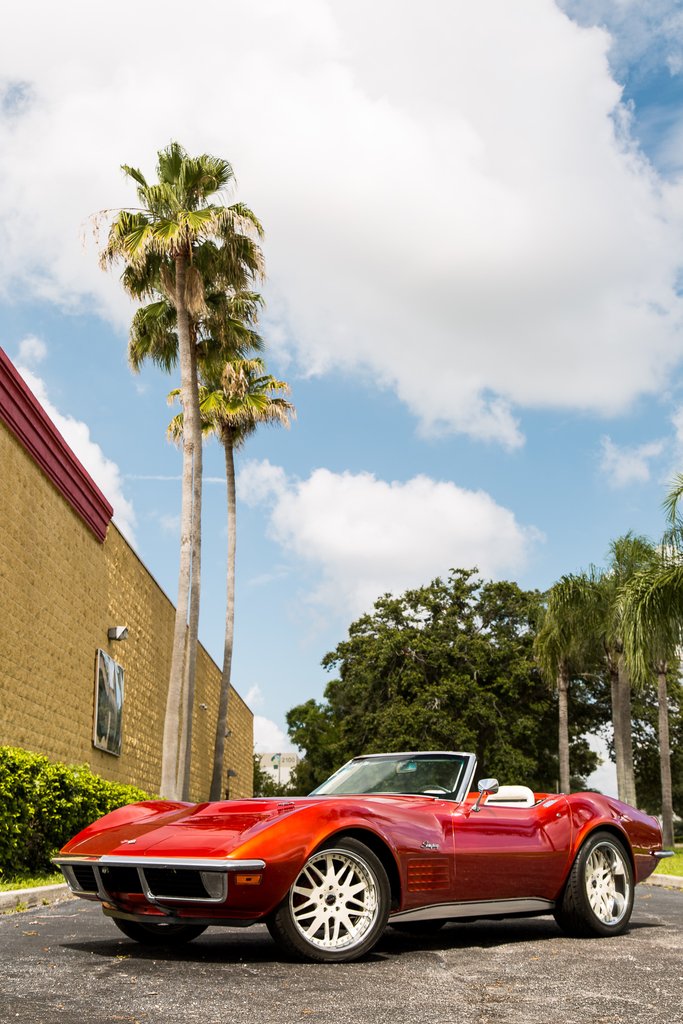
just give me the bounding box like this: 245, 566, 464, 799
0, 746, 151, 877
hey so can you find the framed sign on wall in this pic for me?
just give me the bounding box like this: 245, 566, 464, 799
93, 649, 124, 756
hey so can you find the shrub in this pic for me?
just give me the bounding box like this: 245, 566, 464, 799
0, 746, 151, 877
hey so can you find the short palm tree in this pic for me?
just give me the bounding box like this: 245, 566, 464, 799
552, 534, 655, 806
534, 586, 599, 792
101, 142, 263, 799
170, 358, 294, 800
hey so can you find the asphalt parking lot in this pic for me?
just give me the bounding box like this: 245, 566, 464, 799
1, 887, 681, 1024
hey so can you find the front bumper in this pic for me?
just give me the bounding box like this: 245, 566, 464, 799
52, 855, 266, 911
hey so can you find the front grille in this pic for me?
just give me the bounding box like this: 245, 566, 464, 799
71, 865, 98, 892
143, 868, 210, 900
100, 866, 144, 894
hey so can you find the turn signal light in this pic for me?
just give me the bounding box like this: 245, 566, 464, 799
235, 873, 262, 886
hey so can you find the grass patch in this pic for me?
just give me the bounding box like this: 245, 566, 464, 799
654, 846, 683, 877
0, 871, 63, 892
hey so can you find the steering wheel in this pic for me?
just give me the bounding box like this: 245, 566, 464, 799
422, 786, 449, 794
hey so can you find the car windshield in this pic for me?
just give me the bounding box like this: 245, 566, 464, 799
311, 753, 471, 800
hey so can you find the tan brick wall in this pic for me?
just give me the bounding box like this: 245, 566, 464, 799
0, 423, 253, 800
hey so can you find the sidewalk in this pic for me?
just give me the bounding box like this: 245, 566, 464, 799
643, 872, 683, 890
0, 883, 71, 913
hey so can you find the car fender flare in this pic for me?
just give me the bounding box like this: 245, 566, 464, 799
568, 821, 635, 879
309, 825, 403, 908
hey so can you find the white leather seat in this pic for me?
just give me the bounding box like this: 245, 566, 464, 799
486, 785, 536, 808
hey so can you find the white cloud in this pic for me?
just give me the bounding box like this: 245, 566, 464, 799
16, 334, 47, 365
244, 684, 265, 710
585, 732, 617, 797
237, 459, 287, 505
16, 365, 136, 542
253, 715, 295, 753
239, 459, 541, 616
158, 513, 180, 535
1, 3, 683, 446
599, 435, 665, 487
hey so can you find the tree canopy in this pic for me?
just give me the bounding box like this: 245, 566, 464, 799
287, 571, 601, 794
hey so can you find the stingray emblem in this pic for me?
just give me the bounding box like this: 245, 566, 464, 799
421, 841, 439, 850
121, 839, 137, 845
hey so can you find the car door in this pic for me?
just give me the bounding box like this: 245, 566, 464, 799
451, 795, 572, 903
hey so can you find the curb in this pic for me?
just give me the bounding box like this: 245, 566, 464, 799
643, 873, 683, 890
0, 883, 72, 913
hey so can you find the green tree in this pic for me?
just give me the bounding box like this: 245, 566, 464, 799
101, 143, 263, 799
252, 754, 295, 798
170, 357, 294, 800
620, 499, 683, 845
287, 572, 600, 792
629, 676, 683, 827
534, 585, 602, 793
552, 534, 656, 806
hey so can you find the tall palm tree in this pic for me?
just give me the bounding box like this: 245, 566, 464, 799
101, 142, 263, 799
621, 559, 679, 846
170, 358, 294, 799
128, 286, 263, 799
619, 481, 683, 845
534, 587, 599, 792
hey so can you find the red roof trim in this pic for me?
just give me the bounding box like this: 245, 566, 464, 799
0, 348, 113, 542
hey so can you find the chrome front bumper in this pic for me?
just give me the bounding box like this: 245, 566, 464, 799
52, 855, 265, 908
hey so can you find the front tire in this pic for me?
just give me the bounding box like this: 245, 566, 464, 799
267, 838, 391, 962
554, 831, 634, 937
112, 917, 207, 946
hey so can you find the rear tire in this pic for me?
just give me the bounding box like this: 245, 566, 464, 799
554, 831, 633, 937
267, 838, 391, 962
112, 917, 207, 946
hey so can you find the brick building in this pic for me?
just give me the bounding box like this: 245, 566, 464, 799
0, 348, 252, 800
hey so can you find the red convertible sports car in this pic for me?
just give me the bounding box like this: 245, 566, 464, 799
53, 751, 671, 962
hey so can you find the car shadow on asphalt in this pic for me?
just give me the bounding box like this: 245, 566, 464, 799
58, 914, 664, 967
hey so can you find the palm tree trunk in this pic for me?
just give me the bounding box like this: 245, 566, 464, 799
210, 437, 237, 801
656, 661, 675, 847
160, 251, 203, 800
557, 661, 570, 793
617, 653, 637, 806
180, 333, 203, 800
609, 661, 626, 800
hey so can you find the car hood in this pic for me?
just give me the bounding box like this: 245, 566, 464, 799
61, 793, 447, 860
62, 798, 325, 859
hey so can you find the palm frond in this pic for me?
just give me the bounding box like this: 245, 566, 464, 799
621, 562, 683, 684
663, 473, 683, 529
121, 164, 149, 189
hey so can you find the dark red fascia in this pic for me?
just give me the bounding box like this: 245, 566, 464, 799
0, 347, 113, 542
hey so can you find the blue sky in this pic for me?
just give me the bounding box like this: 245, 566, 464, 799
2, 1, 683, 787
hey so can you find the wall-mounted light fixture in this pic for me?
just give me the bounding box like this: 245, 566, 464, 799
226, 768, 238, 800
107, 626, 129, 641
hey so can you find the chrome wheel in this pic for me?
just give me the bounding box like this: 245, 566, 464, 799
584, 841, 630, 926
554, 830, 634, 938
290, 848, 379, 952
267, 837, 391, 961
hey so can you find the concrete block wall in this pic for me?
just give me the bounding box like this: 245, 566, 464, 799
0, 422, 253, 800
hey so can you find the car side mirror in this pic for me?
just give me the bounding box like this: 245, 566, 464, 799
472, 778, 499, 813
